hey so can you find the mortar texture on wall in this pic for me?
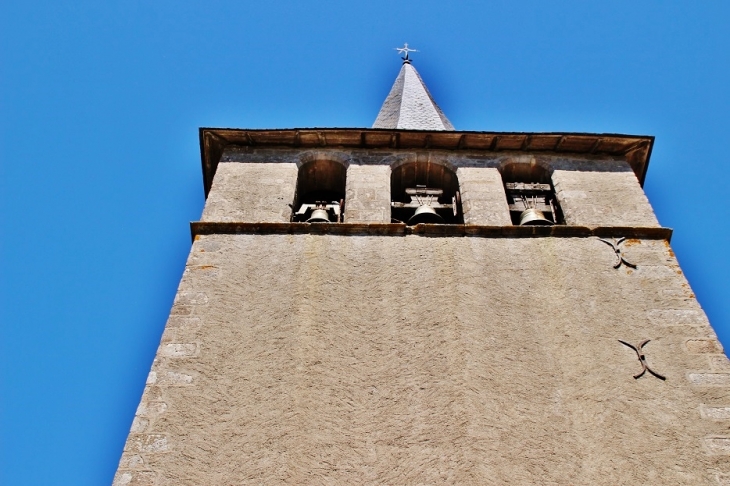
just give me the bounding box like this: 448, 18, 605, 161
456, 167, 512, 225
209, 148, 654, 226
115, 234, 730, 485
201, 162, 298, 223
344, 164, 391, 223
553, 168, 659, 227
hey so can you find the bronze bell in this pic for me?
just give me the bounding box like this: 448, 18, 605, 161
518, 208, 553, 226
407, 205, 445, 225
307, 208, 331, 223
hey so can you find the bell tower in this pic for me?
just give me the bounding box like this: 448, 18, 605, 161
114, 49, 730, 485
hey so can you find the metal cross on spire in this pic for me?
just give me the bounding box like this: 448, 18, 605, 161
394, 43, 418, 63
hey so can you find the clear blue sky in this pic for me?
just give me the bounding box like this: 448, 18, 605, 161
2, 1, 729, 484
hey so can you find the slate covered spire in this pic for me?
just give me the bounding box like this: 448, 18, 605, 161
372, 55, 455, 131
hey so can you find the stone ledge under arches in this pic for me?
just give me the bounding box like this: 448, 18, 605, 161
190, 221, 673, 241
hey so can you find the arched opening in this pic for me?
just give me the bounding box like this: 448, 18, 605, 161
500, 162, 562, 225
390, 161, 462, 225
292, 160, 346, 223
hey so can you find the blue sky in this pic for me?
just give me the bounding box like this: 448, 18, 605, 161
2, 1, 729, 484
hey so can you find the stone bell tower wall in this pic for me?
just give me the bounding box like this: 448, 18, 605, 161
201, 162, 298, 223
455, 167, 512, 226
344, 164, 391, 223
198, 148, 660, 227
551, 164, 660, 227
115, 232, 730, 485
114, 132, 728, 484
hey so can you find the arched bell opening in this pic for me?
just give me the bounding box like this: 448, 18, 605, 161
390, 161, 463, 225
292, 160, 346, 223
500, 162, 562, 226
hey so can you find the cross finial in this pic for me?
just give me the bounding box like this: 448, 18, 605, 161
394, 43, 418, 63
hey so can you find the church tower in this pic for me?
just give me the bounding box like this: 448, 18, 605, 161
114, 49, 730, 485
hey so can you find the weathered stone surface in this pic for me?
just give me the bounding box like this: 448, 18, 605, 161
344, 164, 391, 223
118, 453, 145, 469
690, 373, 730, 386
711, 356, 730, 371
126, 434, 169, 454
114, 132, 724, 483
648, 308, 706, 327
553, 168, 660, 227
173, 292, 208, 306
148, 370, 194, 386
687, 339, 725, 354
130, 417, 149, 433
700, 405, 730, 420
112, 470, 157, 486
136, 401, 167, 417
704, 437, 730, 455
201, 162, 298, 222
159, 343, 198, 358
169, 304, 192, 316
203, 149, 664, 228
165, 317, 201, 330
456, 167, 512, 225
117, 234, 728, 484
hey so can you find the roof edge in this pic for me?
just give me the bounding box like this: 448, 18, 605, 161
199, 127, 654, 197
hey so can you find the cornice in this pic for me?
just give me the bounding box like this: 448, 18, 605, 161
199, 128, 654, 197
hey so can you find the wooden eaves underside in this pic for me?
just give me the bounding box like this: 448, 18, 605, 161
199, 128, 655, 197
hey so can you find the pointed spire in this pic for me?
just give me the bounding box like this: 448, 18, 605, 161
373, 47, 454, 131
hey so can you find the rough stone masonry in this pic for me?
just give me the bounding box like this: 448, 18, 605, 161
113, 134, 730, 484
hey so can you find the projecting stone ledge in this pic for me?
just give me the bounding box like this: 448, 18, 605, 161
190, 221, 673, 240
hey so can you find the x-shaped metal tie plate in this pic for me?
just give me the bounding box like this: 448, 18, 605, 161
619, 339, 666, 380
599, 237, 636, 269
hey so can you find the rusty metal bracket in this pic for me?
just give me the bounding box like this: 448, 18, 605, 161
619, 339, 666, 380
599, 237, 636, 269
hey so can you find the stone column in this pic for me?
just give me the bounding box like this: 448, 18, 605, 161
456, 167, 512, 226
344, 164, 391, 223
552, 163, 660, 227
201, 162, 298, 223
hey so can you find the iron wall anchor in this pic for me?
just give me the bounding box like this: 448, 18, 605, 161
599, 237, 636, 269
619, 339, 666, 380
